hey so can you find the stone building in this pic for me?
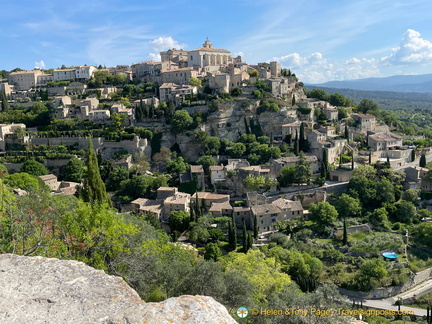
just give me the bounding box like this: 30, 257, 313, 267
8, 70, 43, 91
187, 39, 233, 70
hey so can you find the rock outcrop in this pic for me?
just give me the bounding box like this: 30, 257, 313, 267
0, 254, 237, 324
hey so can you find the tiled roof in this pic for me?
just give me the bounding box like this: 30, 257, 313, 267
251, 204, 281, 216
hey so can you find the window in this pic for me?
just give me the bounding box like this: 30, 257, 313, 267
190, 56, 193, 60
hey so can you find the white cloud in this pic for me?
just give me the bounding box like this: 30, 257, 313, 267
383, 29, 432, 65
272, 52, 380, 83
148, 37, 187, 61
34, 60, 46, 69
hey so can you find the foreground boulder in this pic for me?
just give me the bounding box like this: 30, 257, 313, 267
0, 254, 236, 324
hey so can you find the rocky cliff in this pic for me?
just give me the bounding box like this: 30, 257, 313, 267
0, 254, 237, 324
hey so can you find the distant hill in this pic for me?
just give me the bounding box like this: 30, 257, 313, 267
304, 86, 432, 111
308, 74, 432, 93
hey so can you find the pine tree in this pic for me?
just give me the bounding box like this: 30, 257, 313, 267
81, 138, 112, 207
253, 215, 258, 239
420, 153, 427, 168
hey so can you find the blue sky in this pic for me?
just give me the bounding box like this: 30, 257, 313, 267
2, 0, 432, 83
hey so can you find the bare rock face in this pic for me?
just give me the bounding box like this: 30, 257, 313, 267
0, 254, 237, 324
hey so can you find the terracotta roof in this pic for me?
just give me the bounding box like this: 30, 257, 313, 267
210, 165, 225, 171
233, 206, 251, 213
209, 201, 233, 212
190, 165, 204, 173
131, 198, 149, 205
164, 193, 191, 205
192, 192, 229, 201
356, 113, 376, 119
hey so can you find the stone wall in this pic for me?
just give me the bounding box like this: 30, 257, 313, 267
340, 267, 432, 300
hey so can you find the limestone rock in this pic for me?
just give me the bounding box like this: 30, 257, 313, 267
0, 254, 237, 324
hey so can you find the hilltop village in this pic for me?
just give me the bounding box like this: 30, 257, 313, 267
2, 40, 432, 322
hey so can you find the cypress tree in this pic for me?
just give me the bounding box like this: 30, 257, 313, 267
247, 232, 253, 251
228, 220, 234, 250
321, 149, 329, 179
294, 130, 299, 156
253, 215, 258, 239
351, 150, 354, 170
342, 218, 348, 245
299, 122, 306, 152
369, 151, 372, 164
344, 124, 349, 140
244, 117, 250, 134
81, 138, 112, 207
229, 211, 237, 251
242, 221, 247, 253
0, 90, 8, 112
420, 153, 426, 168
411, 149, 416, 162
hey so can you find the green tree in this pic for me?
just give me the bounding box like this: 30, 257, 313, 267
204, 242, 222, 261
357, 98, 379, 115
225, 249, 291, 303
299, 123, 308, 152
61, 157, 86, 182
359, 258, 387, 290
242, 221, 248, 253
202, 136, 221, 155
394, 200, 416, 224
333, 193, 361, 219
5, 172, 49, 192
228, 142, 246, 158
20, 160, 48, 176
169, 210, 190, 233
110, 112, 126, 134
308, 89, 329, 101
254, 215, 258, 239
278, 166, 296, 187
189, 77, 202, 88
420, 153, 427, 168
196, 155, 216, 175
81, 139, 112, 207
0, 90, 8, 111
309, 202, 338, 229
295, 151, 312, 185
171, 110, 193, 133
342, 219, 348, 245
106, 166, 129, 191
369, 207, 390, 229
402, 189, 420, 203
230, 87, 242, 96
